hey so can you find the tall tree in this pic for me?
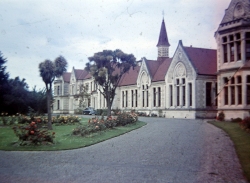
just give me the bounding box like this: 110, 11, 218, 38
86, 49, 136, 116
3, 77, 29, 114
39, 56, 67, 130
28, 87, 47, 114
0, 51, 10, 113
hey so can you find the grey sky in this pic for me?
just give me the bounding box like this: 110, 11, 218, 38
0, 0, 231, 90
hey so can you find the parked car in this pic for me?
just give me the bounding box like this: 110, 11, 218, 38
82, 107, 96, 115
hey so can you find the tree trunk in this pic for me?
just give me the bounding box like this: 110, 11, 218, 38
47, 88, 53, 130
107, 99, 112, 117
106, 90, 112, 116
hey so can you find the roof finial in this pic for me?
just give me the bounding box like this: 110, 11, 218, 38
162, 10, 164, 20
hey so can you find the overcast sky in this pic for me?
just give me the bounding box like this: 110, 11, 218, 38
0, 0, 231, 90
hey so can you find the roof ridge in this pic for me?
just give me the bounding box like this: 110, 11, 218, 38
183, 46, 216, 51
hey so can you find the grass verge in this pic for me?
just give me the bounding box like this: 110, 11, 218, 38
209, 121, 250, 182
0, 119, 146, 151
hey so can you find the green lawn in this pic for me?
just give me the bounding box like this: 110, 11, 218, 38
209, 121, 250, 182
0, 118, 146, 151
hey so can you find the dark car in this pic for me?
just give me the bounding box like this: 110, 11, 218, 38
83, 107, 96, 115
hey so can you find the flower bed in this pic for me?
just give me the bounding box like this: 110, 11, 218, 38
12, 121, 55, 146
0, 113, 81, 126
72, 112, 138, 137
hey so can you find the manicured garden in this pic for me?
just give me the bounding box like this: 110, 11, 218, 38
209, 116, 250, 182
0, 112, 146, 151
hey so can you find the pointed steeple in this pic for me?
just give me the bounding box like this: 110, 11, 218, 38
157, 19, 170, 58
157, 19, 170, 47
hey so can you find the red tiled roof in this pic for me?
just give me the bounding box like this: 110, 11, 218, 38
74, 69, 89, 80
152, 58, 172, 81
62, 72, 71, 82
84, 72, 92, 79
184, 46, 217, 75
118, 65, 141, 86
146, 60, 163, 78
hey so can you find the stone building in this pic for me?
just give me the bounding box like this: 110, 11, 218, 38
53, 0, 250, 120
215, 0, 250, 119
53, 18, 217, 119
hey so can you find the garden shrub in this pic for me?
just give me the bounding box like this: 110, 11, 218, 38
52, 115, 81, 125
116, 112, 138, 126
0, 115, 9, 125
1, 113, 24, 125
231, 117, 243, 123
72, 118, 106, 137
239, 117, 250, 133
104, 116, 117, 128
217, 111, 225, 121
12, 121, 55, 146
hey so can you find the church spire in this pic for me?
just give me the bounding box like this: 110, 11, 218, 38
157, 19, 170, 58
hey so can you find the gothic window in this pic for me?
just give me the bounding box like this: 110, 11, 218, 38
237, 76, 242, 105
170, 85, 173, 107
142, 85, 145, 107
230, 43, 234, 62
236, 33, 241, 60
189, 83, 192, 106
158, 87, 161, 107
247, 75, 250, 105
146, 85, 149, 107
174, 63, 186, 107
224, 77, 229, 105
246, 32, 250, 60
206, 82, 212, 106
122, 91, 124, 107
153, 88, 156, 107
182, 79, 185, 106
215, 82, 218, 106
223, 36, 228, 63
131, 90, 134, 107
125, 91, 128, 107
231, 77, 235, 105
176, 80, 180, 106
135, 90, 138, 107
224, 87, 229, 105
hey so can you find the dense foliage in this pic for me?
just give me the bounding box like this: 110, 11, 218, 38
86, 49, 136, 116
0, 51, 47, 115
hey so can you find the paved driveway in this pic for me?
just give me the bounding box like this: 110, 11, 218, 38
0, 118, 247, 183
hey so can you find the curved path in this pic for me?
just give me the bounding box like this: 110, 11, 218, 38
0, 118, 247, 183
